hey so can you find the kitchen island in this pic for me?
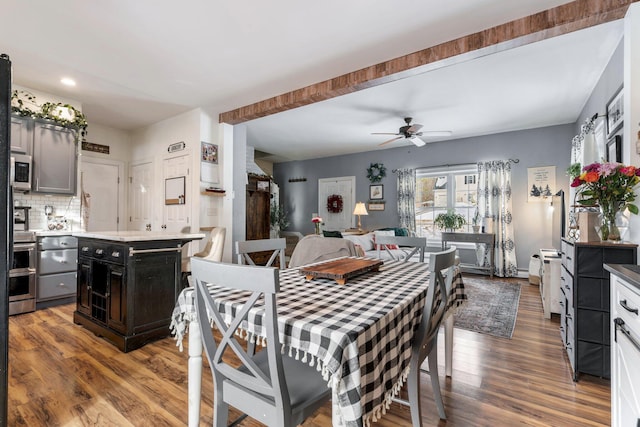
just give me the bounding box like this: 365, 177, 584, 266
72, 231, 204, 352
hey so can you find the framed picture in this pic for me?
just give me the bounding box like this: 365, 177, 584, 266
201, 142, 218, 164
606, 86, 623, 138
368, 201, 385, 211
607, 134, 622, 163
257, 180, 270, 192
369, 184, 383, 200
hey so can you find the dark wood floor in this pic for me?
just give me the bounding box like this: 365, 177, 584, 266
7, 277, 610, 426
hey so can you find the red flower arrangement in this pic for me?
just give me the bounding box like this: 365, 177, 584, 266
570, 162, 640, 240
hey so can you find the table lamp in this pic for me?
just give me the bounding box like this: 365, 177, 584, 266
353, 202, 368, 230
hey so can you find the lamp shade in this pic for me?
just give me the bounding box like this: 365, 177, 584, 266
353, 202, 368, 216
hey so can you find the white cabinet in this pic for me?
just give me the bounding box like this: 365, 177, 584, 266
610, 269, 640, 427
539, 249, 562, 319
32, 121, 77, 194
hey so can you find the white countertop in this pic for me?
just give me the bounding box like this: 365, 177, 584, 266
72, 231, 205, 242
35, 230, 76, 237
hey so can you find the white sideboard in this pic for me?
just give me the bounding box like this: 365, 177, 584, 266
539, 249, 562, 319
607, 265, 640, 427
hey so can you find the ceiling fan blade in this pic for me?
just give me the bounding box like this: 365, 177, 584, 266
410, 136, 426, 147
378, 136, 403, 146
371, 132, 399, 135
407, 124, 423, 133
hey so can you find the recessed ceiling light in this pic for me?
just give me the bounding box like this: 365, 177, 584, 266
60, 77, 76, 87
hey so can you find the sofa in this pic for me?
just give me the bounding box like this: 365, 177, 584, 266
342, 229, 424, 261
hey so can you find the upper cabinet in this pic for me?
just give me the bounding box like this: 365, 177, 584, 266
10, 116, 32, 154
32, 121, 77, 195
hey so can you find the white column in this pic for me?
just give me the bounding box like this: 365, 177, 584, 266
625, 4, 640, 249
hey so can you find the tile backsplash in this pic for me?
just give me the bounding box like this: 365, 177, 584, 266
14, 193, 81, 231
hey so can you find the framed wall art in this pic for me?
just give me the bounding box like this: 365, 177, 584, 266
200, 141, 220, 184
606, 86, 623, 138
369, 184, 383, 200
607, 134, 622, 163
368, 201, 385, 211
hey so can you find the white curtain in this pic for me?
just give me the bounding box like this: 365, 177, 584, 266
396, 168, 416, 232
477, 160, 518, 277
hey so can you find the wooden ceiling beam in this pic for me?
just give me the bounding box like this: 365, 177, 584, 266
219, 0, 638, 125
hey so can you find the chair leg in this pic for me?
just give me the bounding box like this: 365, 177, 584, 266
407, 354, 423, 427
213, 382, 229, 427
427, 346, 446, 420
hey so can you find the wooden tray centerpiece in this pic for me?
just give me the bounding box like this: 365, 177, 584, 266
299, 258, 383, 285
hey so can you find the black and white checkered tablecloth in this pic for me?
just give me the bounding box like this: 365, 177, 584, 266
170, 258, 466, 427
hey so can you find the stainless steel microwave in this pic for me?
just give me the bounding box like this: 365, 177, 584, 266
10, 154, 32, 192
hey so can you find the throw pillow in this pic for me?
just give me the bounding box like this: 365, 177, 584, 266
323, 230, 343, 238
343, 233, 375, 251
373, 230, 398, 250
378, 227, 409, 236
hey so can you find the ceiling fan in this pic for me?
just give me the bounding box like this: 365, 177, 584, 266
372, 117, 452, 147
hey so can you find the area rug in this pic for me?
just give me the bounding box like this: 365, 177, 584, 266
453, 276, 522, 339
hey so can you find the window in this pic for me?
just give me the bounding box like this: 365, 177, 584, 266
415, 165, 478, 240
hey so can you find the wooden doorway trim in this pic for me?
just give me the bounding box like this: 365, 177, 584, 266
220, 0, 637, 125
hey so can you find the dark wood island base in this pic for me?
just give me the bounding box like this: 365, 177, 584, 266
72, 231, 204, 352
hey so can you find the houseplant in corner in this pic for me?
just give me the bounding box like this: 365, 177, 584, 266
434, 209, 466, 232
270, 201, 289, 238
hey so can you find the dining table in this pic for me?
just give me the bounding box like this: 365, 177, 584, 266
170, 257, 466, 427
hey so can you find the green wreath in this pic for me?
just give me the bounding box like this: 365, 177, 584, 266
366, 162, 386, 183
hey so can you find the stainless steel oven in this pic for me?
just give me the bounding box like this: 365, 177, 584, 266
9, 231, 36, 315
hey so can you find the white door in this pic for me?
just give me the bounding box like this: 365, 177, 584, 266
318, 176, 355, 231
128, 161, 153, 231
163, 154, 191, 232
80, 159, 121, 231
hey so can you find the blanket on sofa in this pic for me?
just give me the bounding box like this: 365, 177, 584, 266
288, 235, 360, 268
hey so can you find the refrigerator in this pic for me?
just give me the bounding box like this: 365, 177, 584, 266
0, 53, 12, 426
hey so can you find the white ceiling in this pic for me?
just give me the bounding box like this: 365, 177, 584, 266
0, 1, 622, 161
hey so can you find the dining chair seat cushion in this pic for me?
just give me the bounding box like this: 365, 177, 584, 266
227, 349, 330, 418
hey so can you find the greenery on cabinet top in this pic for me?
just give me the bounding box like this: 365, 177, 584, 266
11, 90, 87, 141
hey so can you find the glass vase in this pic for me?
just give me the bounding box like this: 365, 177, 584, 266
596, 201, 629, 242
314, 223, 321, 235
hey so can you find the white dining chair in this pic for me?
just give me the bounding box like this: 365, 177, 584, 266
181, 227, 226, 288
236, 238, 286, 268
191, 257, 331, 427
396, 246, 457, 425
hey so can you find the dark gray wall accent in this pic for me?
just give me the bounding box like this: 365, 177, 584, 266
274, 124, 574, 269
232, 124, 248, 263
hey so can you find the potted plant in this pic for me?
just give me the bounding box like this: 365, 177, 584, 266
270, 202, 289, 238
471, 209, 482, 233
434, 209, 466, 232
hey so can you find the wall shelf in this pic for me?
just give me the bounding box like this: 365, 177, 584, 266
201, 191, 225, 197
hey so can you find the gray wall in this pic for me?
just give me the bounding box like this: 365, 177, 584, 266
274, 124, 574, 270
575, 39, 623, 139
